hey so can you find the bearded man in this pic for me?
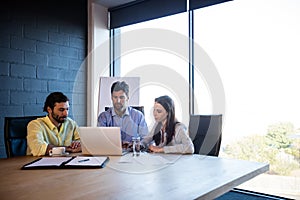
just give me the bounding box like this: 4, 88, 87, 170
27, 92, 81, 156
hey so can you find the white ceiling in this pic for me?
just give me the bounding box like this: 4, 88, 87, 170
94, 0, 136, 9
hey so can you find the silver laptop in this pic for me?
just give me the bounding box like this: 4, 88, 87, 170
79, 127, 124, 156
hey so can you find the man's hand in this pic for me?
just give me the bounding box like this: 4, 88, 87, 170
122, 141, 131, 149
66, 141, 81, 153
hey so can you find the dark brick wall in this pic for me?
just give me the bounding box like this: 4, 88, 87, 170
0, 0, 87, 158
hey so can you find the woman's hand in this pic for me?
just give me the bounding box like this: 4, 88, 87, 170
148, 145, 164, 153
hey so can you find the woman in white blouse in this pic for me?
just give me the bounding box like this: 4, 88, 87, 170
142, 95, 194, 154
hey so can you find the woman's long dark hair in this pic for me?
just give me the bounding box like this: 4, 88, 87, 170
153, 95, 178, 145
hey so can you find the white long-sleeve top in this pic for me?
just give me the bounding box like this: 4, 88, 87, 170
142, 122, 194, 154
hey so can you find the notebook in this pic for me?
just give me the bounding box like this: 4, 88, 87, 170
21, 156, 109, 169
79, 127, 126, 156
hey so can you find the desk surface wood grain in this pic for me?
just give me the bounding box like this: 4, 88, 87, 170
0, 154, 268, 200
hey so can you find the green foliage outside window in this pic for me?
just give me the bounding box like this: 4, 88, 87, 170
223, 122, 300, 176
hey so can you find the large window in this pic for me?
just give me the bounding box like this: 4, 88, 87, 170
194, 0, 300, 198
117, 12, 190, 128
110, 0, 300, 198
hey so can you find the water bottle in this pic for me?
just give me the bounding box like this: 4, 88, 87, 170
132, 136, 141, 156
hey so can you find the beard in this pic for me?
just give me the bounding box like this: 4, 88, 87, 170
114, 103, 126, 112
51, 112, 67, 124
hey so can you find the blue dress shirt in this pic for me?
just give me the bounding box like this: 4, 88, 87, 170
97, 106, 148, 142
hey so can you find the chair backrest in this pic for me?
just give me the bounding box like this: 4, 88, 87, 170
189, 114, 222, 156
4, 116, 42, 158
105, 106, 144, 115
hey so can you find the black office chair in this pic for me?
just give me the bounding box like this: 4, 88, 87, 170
189, 114, 222, 156
105, 106, 144, 115
4, 116, 43, 158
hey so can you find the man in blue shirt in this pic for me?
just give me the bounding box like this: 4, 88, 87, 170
97, 81, 148, 147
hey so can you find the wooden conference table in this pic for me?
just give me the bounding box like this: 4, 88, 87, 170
0, 153, 269, 200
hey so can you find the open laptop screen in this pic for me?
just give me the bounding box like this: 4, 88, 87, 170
79, 127, 123, 156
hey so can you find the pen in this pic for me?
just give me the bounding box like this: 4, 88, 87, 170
78, 158, 90, 163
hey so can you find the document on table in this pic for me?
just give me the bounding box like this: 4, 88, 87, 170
64, 156, 108, 167
24, 157, 71, 168
22, 156, 109, 169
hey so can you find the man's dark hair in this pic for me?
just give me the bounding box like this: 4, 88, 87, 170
111, 81, 129, 97
43, 92, 69, 112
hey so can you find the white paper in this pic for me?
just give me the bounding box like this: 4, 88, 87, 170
25, 157, 71, 167
65, 156, 108, 166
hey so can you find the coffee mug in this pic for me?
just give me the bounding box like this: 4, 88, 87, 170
49, 147, 66, 156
